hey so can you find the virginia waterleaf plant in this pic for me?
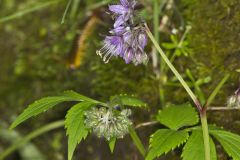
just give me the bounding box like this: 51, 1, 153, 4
9, 91, 147, 160
7, 0, 240, 160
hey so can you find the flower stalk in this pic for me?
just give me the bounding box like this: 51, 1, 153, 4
145, 24, 211, 160
145, 24, 202, 111
200, 111, 211, 160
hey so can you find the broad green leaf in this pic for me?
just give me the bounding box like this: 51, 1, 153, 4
62, 90, 102, 104
110, 95, 147, 108
108, 138, 117, 153
146, 129, 189, 160
210, 130, 240, 160
65, 102, 94, 160
182, 130, 217, 160
156, 103, 199, 130
10, 96, 81, 129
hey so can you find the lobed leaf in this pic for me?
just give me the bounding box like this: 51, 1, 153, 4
210, 129, 240, 160
10, 96, 81, 129
182, 130, 217, 160
146, 129, 189, 160
65, 102, 94, 160
157, 103, 199, 130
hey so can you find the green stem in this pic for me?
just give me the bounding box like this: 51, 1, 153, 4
0, 120, 64, 159
153, 0, 165, 107
145, 24, 201, 111
200, 112, 211, 160
204, 74, 230, 108
129, 127, 146, 157
153, 0, 160, 43
70, 0, 81, 19
61, 0, 73, 24
145, 24, 212, 160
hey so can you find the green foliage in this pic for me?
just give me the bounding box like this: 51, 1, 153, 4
62, 90, 103, 104
210, 130, 240, 160
185, 69, 211, 104
162, 34, 192, 57
10, 91, 101, 129
1, 0, 240, 159
108, 138, 117, 153
181, 0, 240, 96
0, 121, 64, 160
10, 96, 80, 129
65, 102, 94, 160
146, 129, 189, 160
150, 103, 240, 160
156, 103, 199, 130
182, 130, 217, 160
110, 94, 148, 108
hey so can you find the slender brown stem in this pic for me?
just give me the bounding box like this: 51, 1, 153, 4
135, 121, 159, 129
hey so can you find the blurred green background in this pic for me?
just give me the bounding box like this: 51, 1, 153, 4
0, 0, 239, 159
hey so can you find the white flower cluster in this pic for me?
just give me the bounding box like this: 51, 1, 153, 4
84, 107, 132, 140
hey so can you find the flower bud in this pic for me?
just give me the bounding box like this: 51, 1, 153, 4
84, 107, 132, 140
227, 88, 240, 108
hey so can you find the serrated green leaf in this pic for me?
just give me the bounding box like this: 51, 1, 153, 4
62, 90, 102, 104
146, 129, 189, 160
185, 124, 221, 132
210, 130, 240, 160
65, 102, 94, 160
110, 95, 147, 108
157, 103, 199, 130
182, 130, 217, 160
10, 96, 81, 129
108, 138, 117, 153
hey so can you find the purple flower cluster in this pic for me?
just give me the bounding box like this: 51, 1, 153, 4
96, 0, 148, 65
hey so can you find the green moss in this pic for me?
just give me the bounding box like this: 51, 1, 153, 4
179, 0, 240, 103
